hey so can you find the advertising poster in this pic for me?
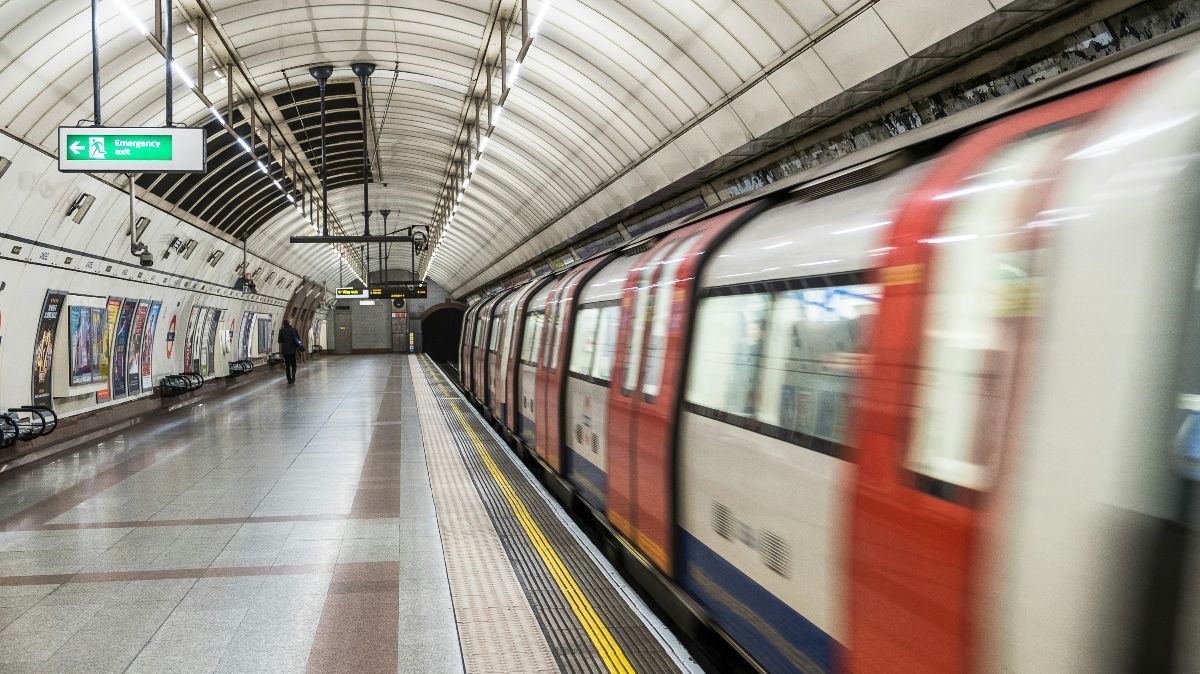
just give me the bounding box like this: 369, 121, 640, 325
205, 309, 221, 375
240, 311, 253, 359
126, 301, 149, 395
165, 314, 177, 360
31, 291, 66, 407
196, 307, 210, 375
257, 317, 272, 356
182, 305, 200, 374
96, 297, 122, 402
111, 299, 136, 400
68, 307, 94, 385
90, 308, 104, 381
141, 302, 161, 390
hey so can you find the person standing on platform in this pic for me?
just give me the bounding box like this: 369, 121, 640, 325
278, 319, 303, 384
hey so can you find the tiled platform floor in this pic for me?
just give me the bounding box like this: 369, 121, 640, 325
0, 356, 459, 673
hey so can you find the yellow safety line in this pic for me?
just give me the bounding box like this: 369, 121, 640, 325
428, 361, 634, 674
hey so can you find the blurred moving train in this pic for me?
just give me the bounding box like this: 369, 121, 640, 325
457, 35, 1200, 673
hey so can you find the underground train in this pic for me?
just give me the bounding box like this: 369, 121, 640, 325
457, 38, 1200, 673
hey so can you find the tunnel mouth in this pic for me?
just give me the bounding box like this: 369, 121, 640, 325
421, 303, 465, 363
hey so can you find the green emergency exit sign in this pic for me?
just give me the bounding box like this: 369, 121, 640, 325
65, 134, 173, 161
57, 126, 207, 173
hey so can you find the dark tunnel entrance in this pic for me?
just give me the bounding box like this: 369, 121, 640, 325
421, 303, 466, 363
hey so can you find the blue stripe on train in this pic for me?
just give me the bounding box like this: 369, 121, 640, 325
565, 447, 607, 510
680, 531, 840, 674
519, 414, 535, 447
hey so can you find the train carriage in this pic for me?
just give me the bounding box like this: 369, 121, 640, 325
457, 42, 1200, 674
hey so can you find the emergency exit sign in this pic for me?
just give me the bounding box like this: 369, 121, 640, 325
58, 127, 207, 173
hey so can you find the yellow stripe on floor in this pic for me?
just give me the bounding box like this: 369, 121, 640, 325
433, 364, 635, 674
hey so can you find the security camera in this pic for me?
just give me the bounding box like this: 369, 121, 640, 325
139, 251, 154, 267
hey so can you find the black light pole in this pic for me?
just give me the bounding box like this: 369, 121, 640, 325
380, 210, 390, 285
163, 0, 173, 125
351, 62, 375, 236
91, 0, 101, 125
308, 66, 333, 237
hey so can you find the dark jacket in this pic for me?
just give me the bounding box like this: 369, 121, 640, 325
278, 324, 301, 355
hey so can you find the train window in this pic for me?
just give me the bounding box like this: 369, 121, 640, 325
473, 314, 485, 349
520, 313, 544, 364
591, 306, 621, 381
756, 284, 879, 445
905, 131, 1063, 493
569, 307, 600, 375
542, 296, 561, 368
623, 242, 681, 395
498, 305, 518, 380
686, 293, 772, 416
642, 235, 700, 400
549, 296, 566, 370
488, 317, 502, 353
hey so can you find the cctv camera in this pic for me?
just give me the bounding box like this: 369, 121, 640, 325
139, 251, 154, 267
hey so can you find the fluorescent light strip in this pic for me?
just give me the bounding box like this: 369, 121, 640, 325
169, 60, 194, 89
425, 2, 554, 279
112, 0, 149, 36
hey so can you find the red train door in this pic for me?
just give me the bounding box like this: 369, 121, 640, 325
459, 303, 477, 388
501, 279, 551, 431
848, 80, 1135, 674
536, 258, 609, 473
472, 295, 500, 399
607, 205, 755, 573
534, 274, 573, 464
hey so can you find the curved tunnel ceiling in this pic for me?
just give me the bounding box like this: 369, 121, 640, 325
0, 0, 1032, 293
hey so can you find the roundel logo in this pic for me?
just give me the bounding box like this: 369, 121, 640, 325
165, 315, 177, 358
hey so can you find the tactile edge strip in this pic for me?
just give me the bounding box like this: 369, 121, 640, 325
409, 357, 560, 674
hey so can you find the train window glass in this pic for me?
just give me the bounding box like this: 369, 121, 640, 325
473, 314, 485, 349
521, 313, 544, 364
498, 303, 518, 382
550, 294, 568, 370
642, 235, 700, 400
488, 316, 501, 353
623, 242, 681, 395
569, 307, 600, 375
686, 293, 772, 416
905, 131, 1063, 492
591, 306, 621, 381
756, 284, 879, 445
542, 294, 561, 368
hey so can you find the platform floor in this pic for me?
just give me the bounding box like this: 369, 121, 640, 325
0, 355, 695, 673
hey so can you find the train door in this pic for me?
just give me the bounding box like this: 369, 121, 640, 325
535, 259, 608, 473
534, 274, 573, 464
848, 81, 1133, 674
459, 303, 476, 387
517, 282, 555, 448
504, 278, 552, 431
471, 295, 500, 400
486, 290, 517, 413
607, 205, 755, 572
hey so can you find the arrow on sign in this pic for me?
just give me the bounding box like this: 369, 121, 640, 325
68, 141, 83, 155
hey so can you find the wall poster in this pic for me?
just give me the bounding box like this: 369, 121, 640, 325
256, 316, 272, 356
67, 306, 95, 385
240, 311, 253, 359
96, 297, 122, 402
111, 299, 136, 400
31, 291, 66, 407
196, 306, 211, 375
182, 305, 200, 374
126, 301, 149, 395
140, 302, 161, 390
205, 309, 221, 375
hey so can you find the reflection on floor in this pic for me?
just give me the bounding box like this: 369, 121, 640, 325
0, 355, 461, 673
